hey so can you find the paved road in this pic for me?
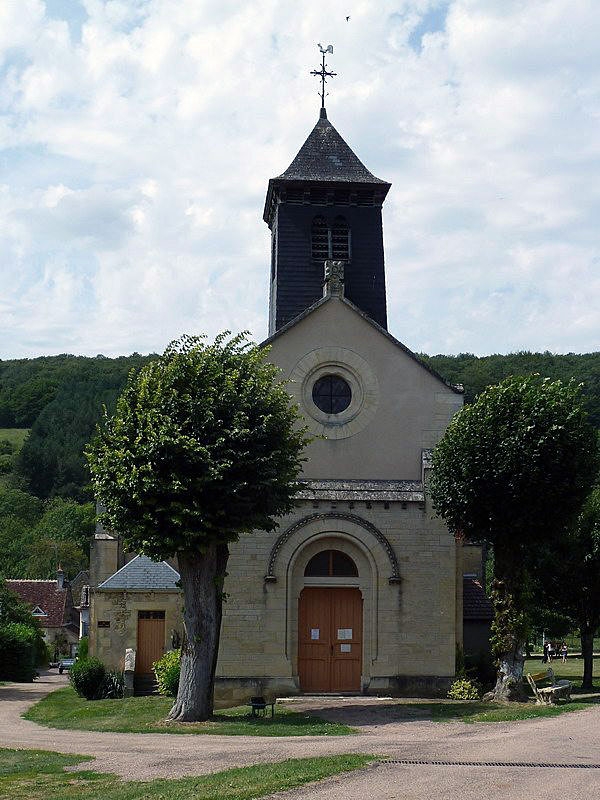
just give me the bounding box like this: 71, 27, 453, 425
1, 672, 599, 798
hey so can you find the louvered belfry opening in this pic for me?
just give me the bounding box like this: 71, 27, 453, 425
311, 215, 351, 262
311, 216, 330, 260
264, 113, 391, 334
331, 216, 350, 259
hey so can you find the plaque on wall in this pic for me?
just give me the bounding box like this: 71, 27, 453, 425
337, 628, 352, 640
97, 620, 110, 628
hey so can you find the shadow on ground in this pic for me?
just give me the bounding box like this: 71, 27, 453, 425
282, 696, 600, 728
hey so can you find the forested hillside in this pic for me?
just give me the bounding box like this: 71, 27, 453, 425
1, 349, 598, 581
423, 352, 600, 427
1, 354, 155, 501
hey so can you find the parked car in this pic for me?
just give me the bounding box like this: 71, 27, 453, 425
58, 657, 76, 674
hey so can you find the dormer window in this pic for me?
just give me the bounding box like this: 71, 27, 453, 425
311, 215, 351, 261
31, 606, 47, 616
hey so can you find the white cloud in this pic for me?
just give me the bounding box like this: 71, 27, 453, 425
0, 0, 598, 358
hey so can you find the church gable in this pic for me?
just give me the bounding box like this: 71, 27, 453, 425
265, 293, 463, 481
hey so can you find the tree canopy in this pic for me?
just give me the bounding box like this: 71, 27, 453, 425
86, 333, 310, 720
533, 487, 600, 690
430, 375, 598, 699
430, 376, 597, 549
87, 333, 309, 559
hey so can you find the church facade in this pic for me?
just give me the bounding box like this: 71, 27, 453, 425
89, 107, 468, 701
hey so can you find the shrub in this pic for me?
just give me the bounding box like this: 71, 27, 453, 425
70, 656, 106, 700
0, 623, 38, 681
153, 648, 180, 697
77, 636, 89, 661
448, 677, 481, 701
100, 670, 124, 699
35, 638, 51, 667
0, 439, 15, 456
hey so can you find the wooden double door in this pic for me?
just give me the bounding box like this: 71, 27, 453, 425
298, 588, 363, 692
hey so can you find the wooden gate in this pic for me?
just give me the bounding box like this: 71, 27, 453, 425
136, 610, 165, 674
298, 588, 362, 692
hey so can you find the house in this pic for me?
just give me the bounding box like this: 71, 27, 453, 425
6, 568, 79, 657
90, 103, 472, 701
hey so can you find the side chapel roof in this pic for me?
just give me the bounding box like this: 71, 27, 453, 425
97, 554, 180, 592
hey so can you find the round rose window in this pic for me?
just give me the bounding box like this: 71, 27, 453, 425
312, 375, 352, 414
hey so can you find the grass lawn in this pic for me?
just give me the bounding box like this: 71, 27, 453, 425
524, 657, 600, 691
24, 687, 356, 736
0, 748, 376, 800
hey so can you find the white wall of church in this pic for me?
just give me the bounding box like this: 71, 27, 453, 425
266, 298, 462, 481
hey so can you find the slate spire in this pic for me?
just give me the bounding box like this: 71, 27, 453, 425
275, 114, 389, 186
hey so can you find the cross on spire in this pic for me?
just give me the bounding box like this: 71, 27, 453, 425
310, 44, 336, 117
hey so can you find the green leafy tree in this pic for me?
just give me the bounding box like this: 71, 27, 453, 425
533, 487, 600, 690
0, 583, 47, 668
26, 539, 87, 581
0, 583, 40, 627
430, 376, 598, 700
33, 498, 95, 555
87, 333, 309, 721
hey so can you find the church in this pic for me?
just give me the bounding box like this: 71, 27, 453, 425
89, 84, 491, 701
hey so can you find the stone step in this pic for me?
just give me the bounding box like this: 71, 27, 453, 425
133, 673, 159, 696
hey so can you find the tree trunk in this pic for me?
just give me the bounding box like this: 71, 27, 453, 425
483, 573, 528, 702
168, 544, 229, 722
484, 647, 526, 701
581, 625, 595, 692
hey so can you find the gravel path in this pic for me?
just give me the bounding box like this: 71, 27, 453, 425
2, 671, 600, 798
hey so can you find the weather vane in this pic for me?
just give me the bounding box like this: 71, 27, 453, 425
311, 44, 336, 112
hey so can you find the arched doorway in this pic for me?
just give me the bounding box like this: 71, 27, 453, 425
298, 550, 363, 692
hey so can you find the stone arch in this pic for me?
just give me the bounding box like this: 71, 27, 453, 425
265, 512, 401, 585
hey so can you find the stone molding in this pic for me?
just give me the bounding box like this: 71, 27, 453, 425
289, 346, 379, 439
265, 511, 401, 584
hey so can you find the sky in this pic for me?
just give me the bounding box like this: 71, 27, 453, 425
1, 0, 599, 359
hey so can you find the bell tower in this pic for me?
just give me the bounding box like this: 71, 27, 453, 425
264, 49, 391, 334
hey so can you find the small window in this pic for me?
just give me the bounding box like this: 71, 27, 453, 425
311, 216, 330, 260
31, 606, 47, 616
312, 374, 352, 414
305, 549, 358, 577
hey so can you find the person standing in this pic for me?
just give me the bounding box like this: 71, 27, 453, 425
561, 642, 568, 663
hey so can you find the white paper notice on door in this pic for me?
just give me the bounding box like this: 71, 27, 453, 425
337, 628, 352, 640
340, 644, 351, 653
311, 628, 320, 640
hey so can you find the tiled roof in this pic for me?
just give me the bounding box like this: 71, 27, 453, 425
97, 555, 180, 591
5, 579, 76, 629
463, 577, 494, 621
277, 114, 388, 184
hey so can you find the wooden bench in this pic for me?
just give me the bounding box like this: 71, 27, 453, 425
526, 669, 572, 704
248, 696, 276, 718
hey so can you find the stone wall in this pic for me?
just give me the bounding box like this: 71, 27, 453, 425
89, 589, 182, 670
215, 494, 458, 699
